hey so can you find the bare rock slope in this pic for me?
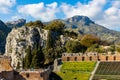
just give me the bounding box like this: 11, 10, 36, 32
5, 26, 48, 68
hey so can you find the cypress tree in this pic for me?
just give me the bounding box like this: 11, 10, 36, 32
24, 46, 32, 69
30, 46, 44, 69
46, 30, 53, 49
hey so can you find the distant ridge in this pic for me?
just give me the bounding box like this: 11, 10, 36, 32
60, 15, 120, 43
6, 19, 26, 28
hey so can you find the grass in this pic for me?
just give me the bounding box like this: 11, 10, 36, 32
56, 62, 96, 80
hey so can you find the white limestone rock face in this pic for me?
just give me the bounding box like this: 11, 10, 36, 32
5, 26, 48, 69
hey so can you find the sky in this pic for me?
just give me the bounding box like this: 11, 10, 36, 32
0, 0, 120, 31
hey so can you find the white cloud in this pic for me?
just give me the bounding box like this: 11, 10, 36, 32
18, 2, 58, 21
60, 0, 120, 30
17, 0, 120, 30
112, 1, 120, 8
11, 15, 22, 20
97, 1, 120, 30
0, 0, 16, 13
60, 0, 106, 19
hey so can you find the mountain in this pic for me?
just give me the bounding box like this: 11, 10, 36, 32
4, 17, 120, 68
62, 15, 120, 43
6, 19, 26, 28
0, 20, 11, 53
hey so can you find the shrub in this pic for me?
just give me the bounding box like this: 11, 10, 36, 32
25, 20, 44, 28
45, 20, 65, 33
65, 40, 86, 53
80, 34, 100, 48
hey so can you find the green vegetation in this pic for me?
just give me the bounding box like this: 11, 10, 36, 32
80, 34, 100, 48
56, 62, 96, 80
65, 40, 86, 53
46, 30, 54, 49
63, 31, 78, 39
18, 38, 26, 42
45, 20, 65, 33
31, 47, 44, 68
25, 20, 44, 28
23, 46, 44, 69
24, 46, 32, 68
43, 21, 65, 65
116, 46, 120, 52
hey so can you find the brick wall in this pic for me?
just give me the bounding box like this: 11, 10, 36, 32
62, 53, 120, 62
0, 56, 14, 80
0, 71, 14, 80
20, 69, 51, 80
0, 55, 51, 80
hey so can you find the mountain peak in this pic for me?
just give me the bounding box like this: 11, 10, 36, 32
6, 19, 26, 28
66, 15, 94, 25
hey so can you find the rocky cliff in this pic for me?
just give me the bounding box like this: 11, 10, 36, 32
5, 26, 48, 68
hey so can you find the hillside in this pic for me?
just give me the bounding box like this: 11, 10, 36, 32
0, 20, 11, 53
62, 15, 120, 43
0, 19, 25, 53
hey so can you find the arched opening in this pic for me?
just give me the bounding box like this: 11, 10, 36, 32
114, 56, 116, 61
97, 56, 100, 61
89, 56, 92, 61
67, 57, 70, 61
75, 57, 77, 61
106, 56, 108, 61
26, 73, 29, 78
82, 57, 84, 61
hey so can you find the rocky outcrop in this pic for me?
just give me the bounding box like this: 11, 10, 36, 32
6, 19, 26, 28
5, 26, 48, 69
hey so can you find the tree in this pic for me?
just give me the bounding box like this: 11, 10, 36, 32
80, 34, 100, 48
34, 20, 44, 27
25, 20, 44, 28
86, 44, 99, 52
43, 48, 54, 65
25, 21, 34, 26
24, 46, 32, 69
46, 30, 54, 49
45, 20, 65, 33
30, 46, 44, 68
63, 31, 78, 39
65, 40, 86, 53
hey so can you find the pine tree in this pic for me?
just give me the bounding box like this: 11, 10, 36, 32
24, 46, 32, 69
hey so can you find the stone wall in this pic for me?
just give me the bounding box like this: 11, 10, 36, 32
0, 71, 14, 80
19, 69, 51, 80
62, 53, 120, 62
0, 55, 51, 80
0, 55, 14, 80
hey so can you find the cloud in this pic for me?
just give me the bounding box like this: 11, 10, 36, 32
17, 0, 120, 30
11, 15, 22, 20
18, 2, 58, 21
97, 1, 120, 30
60, 0, 120, 30
60, 0, 106, 19
0, 0, 16, 13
